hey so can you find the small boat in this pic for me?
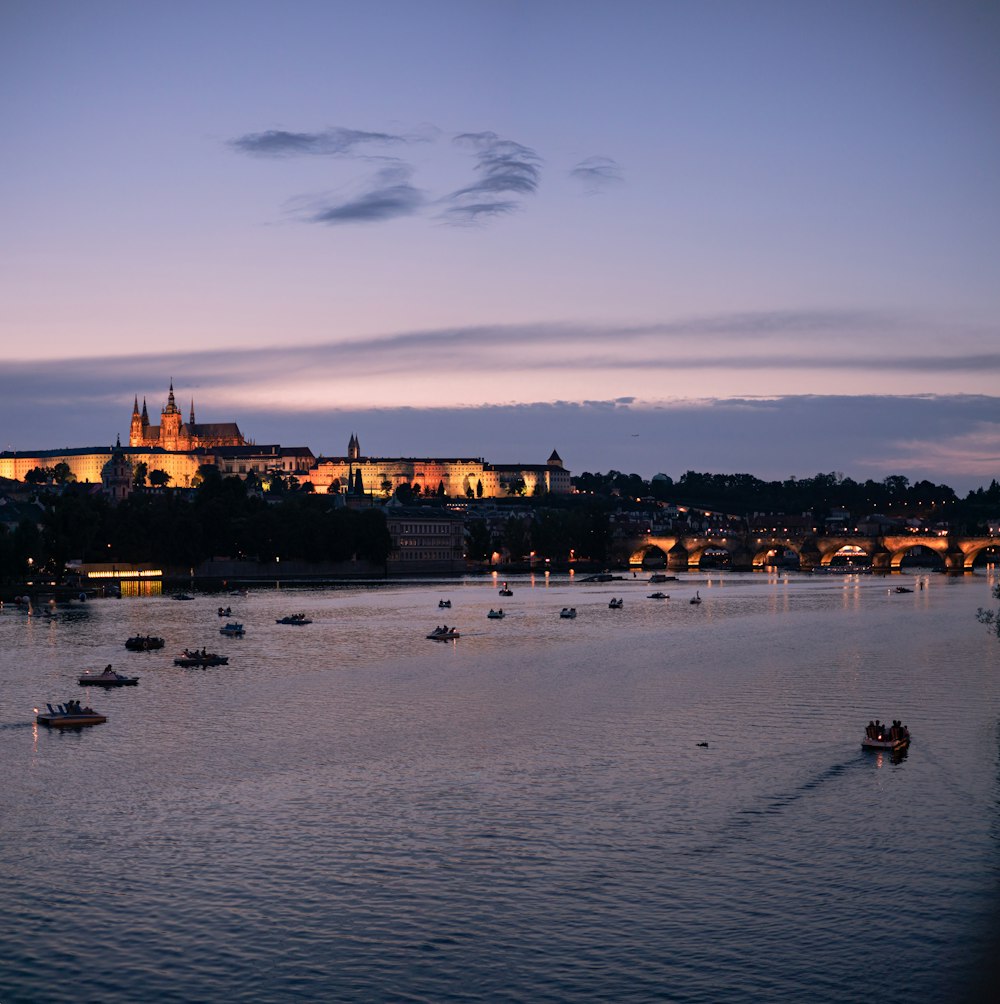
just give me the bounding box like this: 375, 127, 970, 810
499, 588, 513, 597
36, 700, 107, 728
276, 614, 312, 625
649, 573, 677, 583
608, 598, 624, 609
894, 586, 913, 594
427, 626, 460, 640
173, 593, 194, 601
559, 607, 577, 619
862, 719, 910, 752
217, 606, 233, 617
487, 608, 505, 619
689, 591, 702, 605
125, 635, 165, 651
79, 666, 138, 687
647, 592, 668, 600
582, 573, 615, 582
173, 650, 229, 667
438, 599, 452, 608
219, 622, 245, 637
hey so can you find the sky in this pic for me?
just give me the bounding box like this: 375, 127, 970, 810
2, 1, 999, 492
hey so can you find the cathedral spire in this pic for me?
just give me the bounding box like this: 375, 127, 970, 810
132, 396, 139, 416
189, 399, 196, 425
141, 398, 149, 422
166, 379, 177, 413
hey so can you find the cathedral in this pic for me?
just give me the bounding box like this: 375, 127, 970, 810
129, 382, 246, 451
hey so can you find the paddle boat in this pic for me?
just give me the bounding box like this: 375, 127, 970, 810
217, 606, 233, 617
276, 613, 312, 625
689, 591, 703, 605
427, 626, 460, 640
487, 608, 505, 619
862, 719, 910, 752
219, 622, 245, 637
608, 597, 624, 609
559, 607, 577, 619
174, 649, 229, 667
125, 635, 165, 651
35, 700, 107, 728
439, 599, 452, 609
79, 666, 138, 687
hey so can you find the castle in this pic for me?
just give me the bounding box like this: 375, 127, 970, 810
0, 384, 571, 499
129, 381, 245, 451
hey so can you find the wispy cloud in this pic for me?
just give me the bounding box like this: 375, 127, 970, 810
442, 132, 542, 223
229, 127, 407, 157
570, 156, 623, 193
293, 164, 425, 225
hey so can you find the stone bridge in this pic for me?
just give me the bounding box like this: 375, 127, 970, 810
627, 532, 999, 573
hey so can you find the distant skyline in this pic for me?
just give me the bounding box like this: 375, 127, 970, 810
2, 2, 998, 492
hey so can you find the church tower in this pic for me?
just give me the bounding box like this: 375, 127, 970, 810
160, 380, 182, 450
129, 397, 143, 447
348, 433, 360, 461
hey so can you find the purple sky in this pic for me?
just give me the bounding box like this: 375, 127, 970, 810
2, 1, 998, 492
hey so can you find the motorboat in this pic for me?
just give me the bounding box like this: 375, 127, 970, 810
219, 622, 245, 637
174, 650, 229, 667
487, 608, 505, 619
608, 598, 624, 609
173, 593, 195, 601
689, 591, 703, 605
862, 719, 910, 752
276, 614, 312, 625
125, 635, 165, 651
559, 607, 577, 619
35, 700, 107, 728
499, 582, 513, 597
438, 599, 452, 608
649, 574, 677, 583
894, 586, 913, 594
647, 592, 668, 600
427, 626, 460, 640
79, 666, 138, 687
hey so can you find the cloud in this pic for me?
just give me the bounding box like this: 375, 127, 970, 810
229, 127, 407, 157
443, 132, 542, 223
569, 156, 623, 193
295, 165, 424, 225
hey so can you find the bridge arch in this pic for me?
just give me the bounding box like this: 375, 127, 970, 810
887, 541, 948, 571
751, 544, 802, 569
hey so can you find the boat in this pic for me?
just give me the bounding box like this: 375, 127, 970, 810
649, 573, 677, 583
608, 598, 624, 609
647, 592, 668, 600
35, 700, 107, 728
427, 626, 460, 640
219, 622, 245, 637
276, 614, 312, 625
499, 587, 513, 597
862, 719, 910, 752
582, 573, 615, 582
487, 608, 505, 619
559, 607, 577, 619
439, 599, 452, 608
689, 591, 703, 605
78, 666, 138, 687
173, 650, 229, 667
894, 586, 913, 594
217, 606, 233, 617
125, 635, 165, 651
173, 593, 195, 601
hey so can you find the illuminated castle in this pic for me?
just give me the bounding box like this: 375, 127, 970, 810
129, 382, 246, 451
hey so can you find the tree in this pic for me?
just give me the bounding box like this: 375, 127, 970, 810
52, 462, 76, 484
132, 462, 148, 488
148, 469, 171, 488
977, 582, 1000, 638
24, 467, 48, 485
476, 479, 483, 499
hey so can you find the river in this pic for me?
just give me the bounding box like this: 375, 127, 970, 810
1, 570, 998, 1003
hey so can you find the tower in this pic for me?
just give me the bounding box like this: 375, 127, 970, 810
129, 397, 143, 447
348, 433, 360, 461
160, 380, 182, 450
